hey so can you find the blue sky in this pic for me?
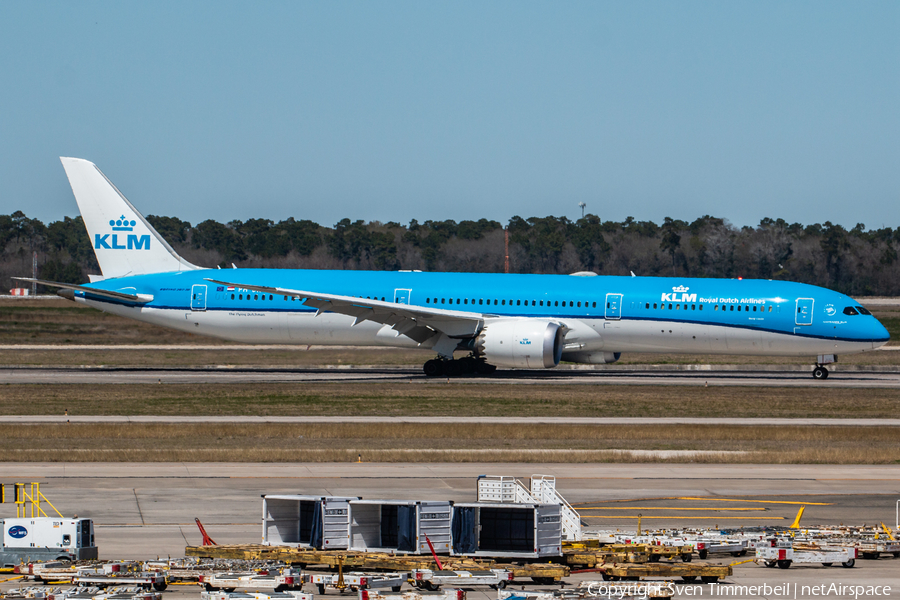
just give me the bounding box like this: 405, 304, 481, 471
0, 2, 897, 229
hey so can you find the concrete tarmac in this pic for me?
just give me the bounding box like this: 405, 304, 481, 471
1, 463, 897, 559
3, 366, 900, 387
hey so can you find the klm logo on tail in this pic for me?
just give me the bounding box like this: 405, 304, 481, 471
94, 215, 150, 250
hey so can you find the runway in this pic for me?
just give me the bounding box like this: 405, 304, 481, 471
3, 365, 900, 387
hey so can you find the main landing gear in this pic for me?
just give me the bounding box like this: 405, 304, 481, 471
423, 355, 497, 377
812, 365, 829, 380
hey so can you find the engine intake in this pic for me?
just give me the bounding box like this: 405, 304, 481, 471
476, 319, 564, 369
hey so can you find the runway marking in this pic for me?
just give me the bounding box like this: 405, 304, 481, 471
676, 496, 831, 505
578, 507, 768, 511
581, 515, 785, 520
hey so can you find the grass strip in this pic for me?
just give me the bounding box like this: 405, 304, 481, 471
0, 423, 895, 464
1, 382, 898, 418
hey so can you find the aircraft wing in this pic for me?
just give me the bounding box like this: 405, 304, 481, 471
206, 278, 484, 342
13, 277, 153, 304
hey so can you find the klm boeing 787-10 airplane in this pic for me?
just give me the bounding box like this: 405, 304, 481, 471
16, 158, 890, 379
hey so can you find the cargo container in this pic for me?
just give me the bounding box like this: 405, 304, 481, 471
349, 500, 452, 554
0, 518, 97, 567
262, 495, 359, 549
449, 503, 562, 558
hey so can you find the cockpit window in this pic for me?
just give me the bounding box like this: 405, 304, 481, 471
856, 306, 872, 316
843, 306, 859, 316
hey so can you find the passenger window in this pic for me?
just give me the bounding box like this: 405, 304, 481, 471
730, 305, 734, 311
426, 298, 430, 304
753, 306, 757, 312
555, 301, 559, 307
570, 301, 574, 307
691, 304, 695, 310
577, 301, 581, 308
231, 294, 235, 300
479, 299, 483, 305
239, 294, 243, 300
539, 300, 543, 306
532, 300, 536, 306
675, 304, 680, 310
501, 300, 505, 305
768, 306, 772, 312
653, 303, 657, 309
592, 302, 596, 308
494, 299, 498, 305
464, 299, 468, 304
699, 304, 703, 311
668, 303, 672, 309
517, 300, 521, 306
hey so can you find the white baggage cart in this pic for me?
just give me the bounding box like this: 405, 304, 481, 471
450, 503, 562, 558
409, 569, 512, 591
755, 545, 857, 568
262, 495, 359, 550
359, 590, 465, 600
199, 571, 302, 592
201, 591, 312, 600
349, 500, 452, 555
304, 572, 404, 594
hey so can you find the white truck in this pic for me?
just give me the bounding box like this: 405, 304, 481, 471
0, 518, 97, 567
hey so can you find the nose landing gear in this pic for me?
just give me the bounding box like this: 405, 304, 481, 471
812, 365, 829, 380
423, 355, 497, 377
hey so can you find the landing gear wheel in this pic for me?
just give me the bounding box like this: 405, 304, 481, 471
443, 360, 462, 377
474, 360, 496, 375
458, 356, 477, 375
423, 359, 444, 377
812, 366, 829, 379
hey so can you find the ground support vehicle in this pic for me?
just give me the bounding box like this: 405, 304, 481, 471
0, 519, 97, 568
755, 546, 857, 569
199, 571, 302, 592
599, 563, 731, 583
409, 569, 512, 590
2, 587, 159, 600
185, 545, 570, 581
71, 569, 167, 592
304, 572, 404, 594
856, 541, 900, 559
692, 540, 749, 559
358, 590, 465, 600
499, 584, 675, 600
201, 592, 312, 600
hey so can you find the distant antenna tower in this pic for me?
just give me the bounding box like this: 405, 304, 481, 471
578, 202, 586, 218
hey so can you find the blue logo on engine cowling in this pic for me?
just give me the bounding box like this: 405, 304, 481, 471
8, 525, 27, 538
94, 215, 151, 250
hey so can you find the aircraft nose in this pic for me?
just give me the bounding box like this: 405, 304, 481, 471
871, 318, 891, 348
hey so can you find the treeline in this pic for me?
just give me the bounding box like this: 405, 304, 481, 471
2, 210, 900, 296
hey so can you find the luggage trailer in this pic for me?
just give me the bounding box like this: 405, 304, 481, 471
449, 503, 562, 559
348, 500, 452, 555
262, 495, 359, 550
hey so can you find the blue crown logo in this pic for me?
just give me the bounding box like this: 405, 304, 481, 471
672, 285, 689, 293
110, 216, 136, 232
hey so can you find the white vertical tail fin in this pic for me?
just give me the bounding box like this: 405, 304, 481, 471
60, 157, 201, 277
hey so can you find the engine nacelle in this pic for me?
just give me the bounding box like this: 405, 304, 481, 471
562, 351, 622, 364
476, 319, 564, 369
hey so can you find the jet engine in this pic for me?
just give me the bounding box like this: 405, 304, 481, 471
475, 319, 564, 369
562, 351, 622, 364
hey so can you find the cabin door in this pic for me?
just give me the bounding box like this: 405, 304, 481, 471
191, 284, 207, 311
394, 288, 411, 304
795, 298, 814, 326
605, 293, 623, 320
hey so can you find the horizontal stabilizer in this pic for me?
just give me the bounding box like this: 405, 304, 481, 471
13, 277, 153, 304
